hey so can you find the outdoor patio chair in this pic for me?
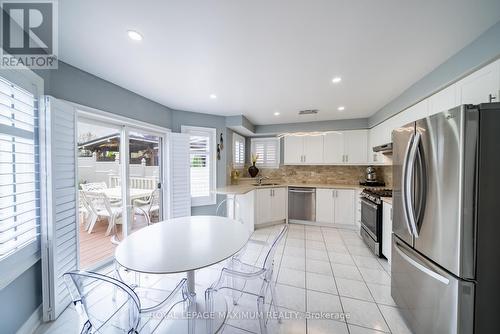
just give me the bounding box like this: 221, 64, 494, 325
133, 188, 160, 225
63, 270, 191, 333
80, 182, 108, 192
205, 225, 288, 334
83, 191, 122, 236
79, 191, 97, 231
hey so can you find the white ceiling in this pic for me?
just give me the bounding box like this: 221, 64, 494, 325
59, 0, 500, 125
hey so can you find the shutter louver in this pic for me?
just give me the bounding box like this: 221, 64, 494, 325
40, 96, 78, 321
232, 133, 245, 168
169, 133, 191, 218
0, 77, 39, 260
251, 138, 280, 168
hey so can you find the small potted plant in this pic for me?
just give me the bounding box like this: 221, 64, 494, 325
248, 154, 259, 177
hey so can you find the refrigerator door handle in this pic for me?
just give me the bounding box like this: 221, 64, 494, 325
394, 240, 450, 285
405, 131, 421, 237
401, 133, 415, 236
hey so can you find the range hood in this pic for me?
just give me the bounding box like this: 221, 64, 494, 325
373, 142, 393, 153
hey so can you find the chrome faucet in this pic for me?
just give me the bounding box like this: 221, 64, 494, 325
257, 176, 270, 185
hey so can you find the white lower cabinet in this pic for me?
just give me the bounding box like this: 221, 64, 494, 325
255, 187, 287, 225
382, 202, 393, 263
315, 188, 355, 227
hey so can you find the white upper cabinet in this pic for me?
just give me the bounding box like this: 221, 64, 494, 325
303, 136, 324, 164
284, 136, 304, 164
457, 59, 500, 105
323, 132, 344, 164
428, 83, 459, 116
344, 130, 368, 164
284, 135, 324, 165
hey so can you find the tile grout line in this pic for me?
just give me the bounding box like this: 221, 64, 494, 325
321, 226, 351, 334
339, 231, 393, 334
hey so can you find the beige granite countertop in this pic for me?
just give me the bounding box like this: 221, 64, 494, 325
382, 197, 393, 205
216, 183, 367, 195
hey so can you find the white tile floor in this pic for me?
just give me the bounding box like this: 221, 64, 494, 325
36, 223, 413, 334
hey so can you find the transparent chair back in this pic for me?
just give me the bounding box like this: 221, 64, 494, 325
215, 197, 242, 222
64, 271, 141, 333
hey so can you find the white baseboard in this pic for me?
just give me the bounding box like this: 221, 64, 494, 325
16, 305, 42, 334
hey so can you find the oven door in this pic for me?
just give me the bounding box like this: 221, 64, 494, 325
361, 198, 379, 241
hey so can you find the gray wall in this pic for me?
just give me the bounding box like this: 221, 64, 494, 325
369, 20, 500, 127
0, 262, 42, 334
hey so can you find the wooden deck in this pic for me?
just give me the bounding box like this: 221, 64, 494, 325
79, 216, 149, 269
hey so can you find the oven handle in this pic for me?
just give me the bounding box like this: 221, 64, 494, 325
288, 189, 315, 193
361, 198, 378, 210
401, 132, 415, 237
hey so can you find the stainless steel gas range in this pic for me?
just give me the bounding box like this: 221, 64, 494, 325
359, 188, 392, 257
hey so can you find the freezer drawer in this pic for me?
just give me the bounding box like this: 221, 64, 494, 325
391, 236, 474, 334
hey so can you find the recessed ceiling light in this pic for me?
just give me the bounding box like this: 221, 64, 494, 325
274, 112, 280, 116
331, 76, 342, 84
127, 30, 143, 41
209, 94, 217, 99
337, 106, 345, 111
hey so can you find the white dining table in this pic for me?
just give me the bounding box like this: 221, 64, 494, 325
114, 215, 250, 295
99, 187, 152, 202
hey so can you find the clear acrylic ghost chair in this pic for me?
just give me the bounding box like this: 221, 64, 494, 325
133, 188, 160, 226
205, 225, 288, 334
215, 197, 242, 222
64, 270, 191, 334
64, 270, 140, 333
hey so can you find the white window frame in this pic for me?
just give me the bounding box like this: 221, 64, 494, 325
250, 137, 280, 169
232, 132, 245, 169
181, 125, 216, 206
0, 70, 43, 289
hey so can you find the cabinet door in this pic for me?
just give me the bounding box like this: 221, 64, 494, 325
344, 130, 368, 164
333, 189, 355, 226
303, 136, 324, 164
271, 187, 287, 222
458, 59, 500, 105
284, 136, 304, 165
428, 83, 458, 116
323, 132, 344, 164
255, 189, 271, 224
315, 188, 334, 223
382, 202, 392, 262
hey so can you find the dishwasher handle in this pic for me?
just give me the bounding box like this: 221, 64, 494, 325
288, 188, 316, 193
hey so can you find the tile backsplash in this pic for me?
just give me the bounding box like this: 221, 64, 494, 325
233, 165, 393, 187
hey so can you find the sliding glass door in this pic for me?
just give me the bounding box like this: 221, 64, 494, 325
76, 115, 167, 269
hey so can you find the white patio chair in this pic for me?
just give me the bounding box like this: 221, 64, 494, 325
80, 182, 108, 192
83, 191, 122, 236
133, 188, 160, 225
63, 270, 191, 333
205, 225, 289, 334
79, 191, 97, 231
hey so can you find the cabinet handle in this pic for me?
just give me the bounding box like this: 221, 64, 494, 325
489, 94, 497, 103
303, 155, 306, 163
345, 155, 348, 163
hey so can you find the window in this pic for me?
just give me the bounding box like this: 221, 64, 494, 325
0, 76, 39, 262
250, 137, 280, 168
181, 126, 216, 206
232, 133, 245, 168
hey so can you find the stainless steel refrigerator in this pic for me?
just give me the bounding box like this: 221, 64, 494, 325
391, 103, 500, 334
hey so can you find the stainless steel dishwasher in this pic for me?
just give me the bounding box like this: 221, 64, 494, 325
288, 187, 316, 222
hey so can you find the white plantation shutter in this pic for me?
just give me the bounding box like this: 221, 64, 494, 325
168, 133, 191, 218
0, 77, 39, 262
181, 126, 216, 206
251, 138, 280, 168
40, 96, 78, 321
232, 133, 245, 168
